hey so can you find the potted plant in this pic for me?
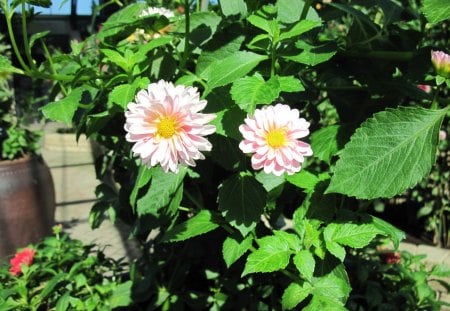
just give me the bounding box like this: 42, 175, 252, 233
0, 32, 55, 258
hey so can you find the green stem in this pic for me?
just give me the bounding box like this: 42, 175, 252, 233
342, 50, 414, 62
270, 43, 276, 77
180, 0, 190, 70
21, 1, 35, 70
300, 0, 313, 20
41, 39, 68, 96
5, 7, 30, 72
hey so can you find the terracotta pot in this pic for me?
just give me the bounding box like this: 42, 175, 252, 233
0, 155, 55, 258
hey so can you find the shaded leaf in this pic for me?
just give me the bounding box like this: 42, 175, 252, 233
162, 210, 219, 242
222, 235, 253, 267
219, 0, 247, 17
282, 282, 312, 310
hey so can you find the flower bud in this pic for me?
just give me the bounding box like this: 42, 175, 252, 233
431, 50, 450, 78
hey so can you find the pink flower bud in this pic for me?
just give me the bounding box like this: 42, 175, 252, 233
431, 50, 450, 78
417, 84, 431, 93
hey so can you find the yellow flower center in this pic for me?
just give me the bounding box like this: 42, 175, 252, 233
266, 129, 286, 148
157, 117, 177, 138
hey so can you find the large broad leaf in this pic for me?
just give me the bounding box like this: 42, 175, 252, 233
137, 167, 186, 216
219, 0, 247, 17
108, 77, 149, 109
277, 0, 302, 24
218, 173, 266, 236
42, 86, 97, 125
310, 125, 341, 164
282, 282, 312, 310
242, 235, 292, 276
327, 107, 448, 199
230, 74, 280, 112
202, 51, 267, 90
222, 235, 253, 267
161, 210, 219, 242
422, 0, 450, 24
279, 20, 320, 41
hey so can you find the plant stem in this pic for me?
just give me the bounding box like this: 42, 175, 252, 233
300, 0, 313, 20
21, 1, 35, 70
5, 7, 30, 72
180, 0, 190, 70
41, 39, 68, 96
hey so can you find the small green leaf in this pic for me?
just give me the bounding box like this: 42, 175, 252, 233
247, 14, 273, 34
431, 264, 450, 277
282, 282, 312, 310
0, 55, 24, 75
277, 75, 304, 92
279, 20, 320, 41
137, 167, 186, 216
42, 86, 97, 125
162, 210, 219, 242
130, 166, 154, 207
108, 77, 149, 109
286, 41, 337, 66
222, 235, 253, 267
287, 170, 328, 192
203, 51, 267, 90
230, 74, 280, 112
324, 240, 346, 262
311, 272, 351, 304
274, 230, 301, 251
370, 215, 405, 249
293, 250, 315, 281
422, 0, 450, 24
219, 173, 266, 237
55, 293, 70, 311
26, 0, 51, 8
277, 0, 302, 24
101, 49, 130, 72
327, 107, 448, 199
109, 281, 133, 308
29, 31, 50, 49
310, 125, 341, 163
242, 235, 292, 276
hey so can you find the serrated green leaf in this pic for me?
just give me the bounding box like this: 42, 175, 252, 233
220, 0, 247, 17
277, 75, 304, 92
130, 166, 154, 207
294, 250, 315, 281
274, 230, 302, 251
324, 222, 384, 251
203, 51, 267, 90
242, 235, 292, 276
324, 240, 346, 262
327, 107, 448, 199
219, 173, 266, 237
247, 14, 273, 34
222, 235, 253, 267
286, 170, 326, 192
42, 86, 97, 125
422, 0, 450, 24
137, 167, 186, 216
230, 74, 280, 112
255, 171, 285, 192
162, 210, 219, 242
311, 272, 351, 303
101, 49, 129, 72
282, 282, 312, 310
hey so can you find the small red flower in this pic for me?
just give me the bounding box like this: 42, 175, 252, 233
9, 248, 36, 276
417, 84, 431, 93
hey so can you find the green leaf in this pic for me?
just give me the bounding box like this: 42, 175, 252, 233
274, 230, 301, 251
294, 250, 315, 281
196, 36, 245, 77
370, 215, 405, 249
29, 31, 50, 49
285, 41, 337, 66
242, 235, 292, 276
136, 167, 186, 216
101, 49, 129, 72
0, 55, 24, 75
42, 86, 97, 125
230, 74, 280, 112
327, 107, 448, 199
277, 0, 302, 24
219, 173, 266, 237
26, 0, 51, 8
247, 14, 273, 34
279, 20, 320, 41
422, 0, 450, 24
287, 170, 328, 192
311, 272, 351, 304
277, 75, 305, 92
210, 135, 246, 171
162, 210, 219, 242
431, 264, 450, 277
108, 77, 150, 109
282, 282, 312, 310
109, 281, 133, 308
222, 235, 253, 267
203, 51, 267, 90
324, 222, 384, 260
219, 0, 247, 17
55, 293, 70, 311
310, 125, 341, 163
255, 171, 285, 192
40, 273, 66, 299
130, 166, 154, 207
324, 241, 346, 262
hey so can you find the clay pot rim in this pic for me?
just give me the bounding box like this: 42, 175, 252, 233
0, 154, 42, 167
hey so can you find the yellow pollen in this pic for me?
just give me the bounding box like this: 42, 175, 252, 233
157, 117, 177, 138
266, 129, 286, 148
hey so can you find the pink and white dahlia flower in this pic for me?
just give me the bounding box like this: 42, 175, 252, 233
239, 104, 313, 176
124, 80, 216, 173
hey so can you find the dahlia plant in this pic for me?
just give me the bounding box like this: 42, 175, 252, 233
1, 0, 450, 309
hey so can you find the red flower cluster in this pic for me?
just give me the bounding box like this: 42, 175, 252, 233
9, 248, 36, 276
380, 251, 401, 265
